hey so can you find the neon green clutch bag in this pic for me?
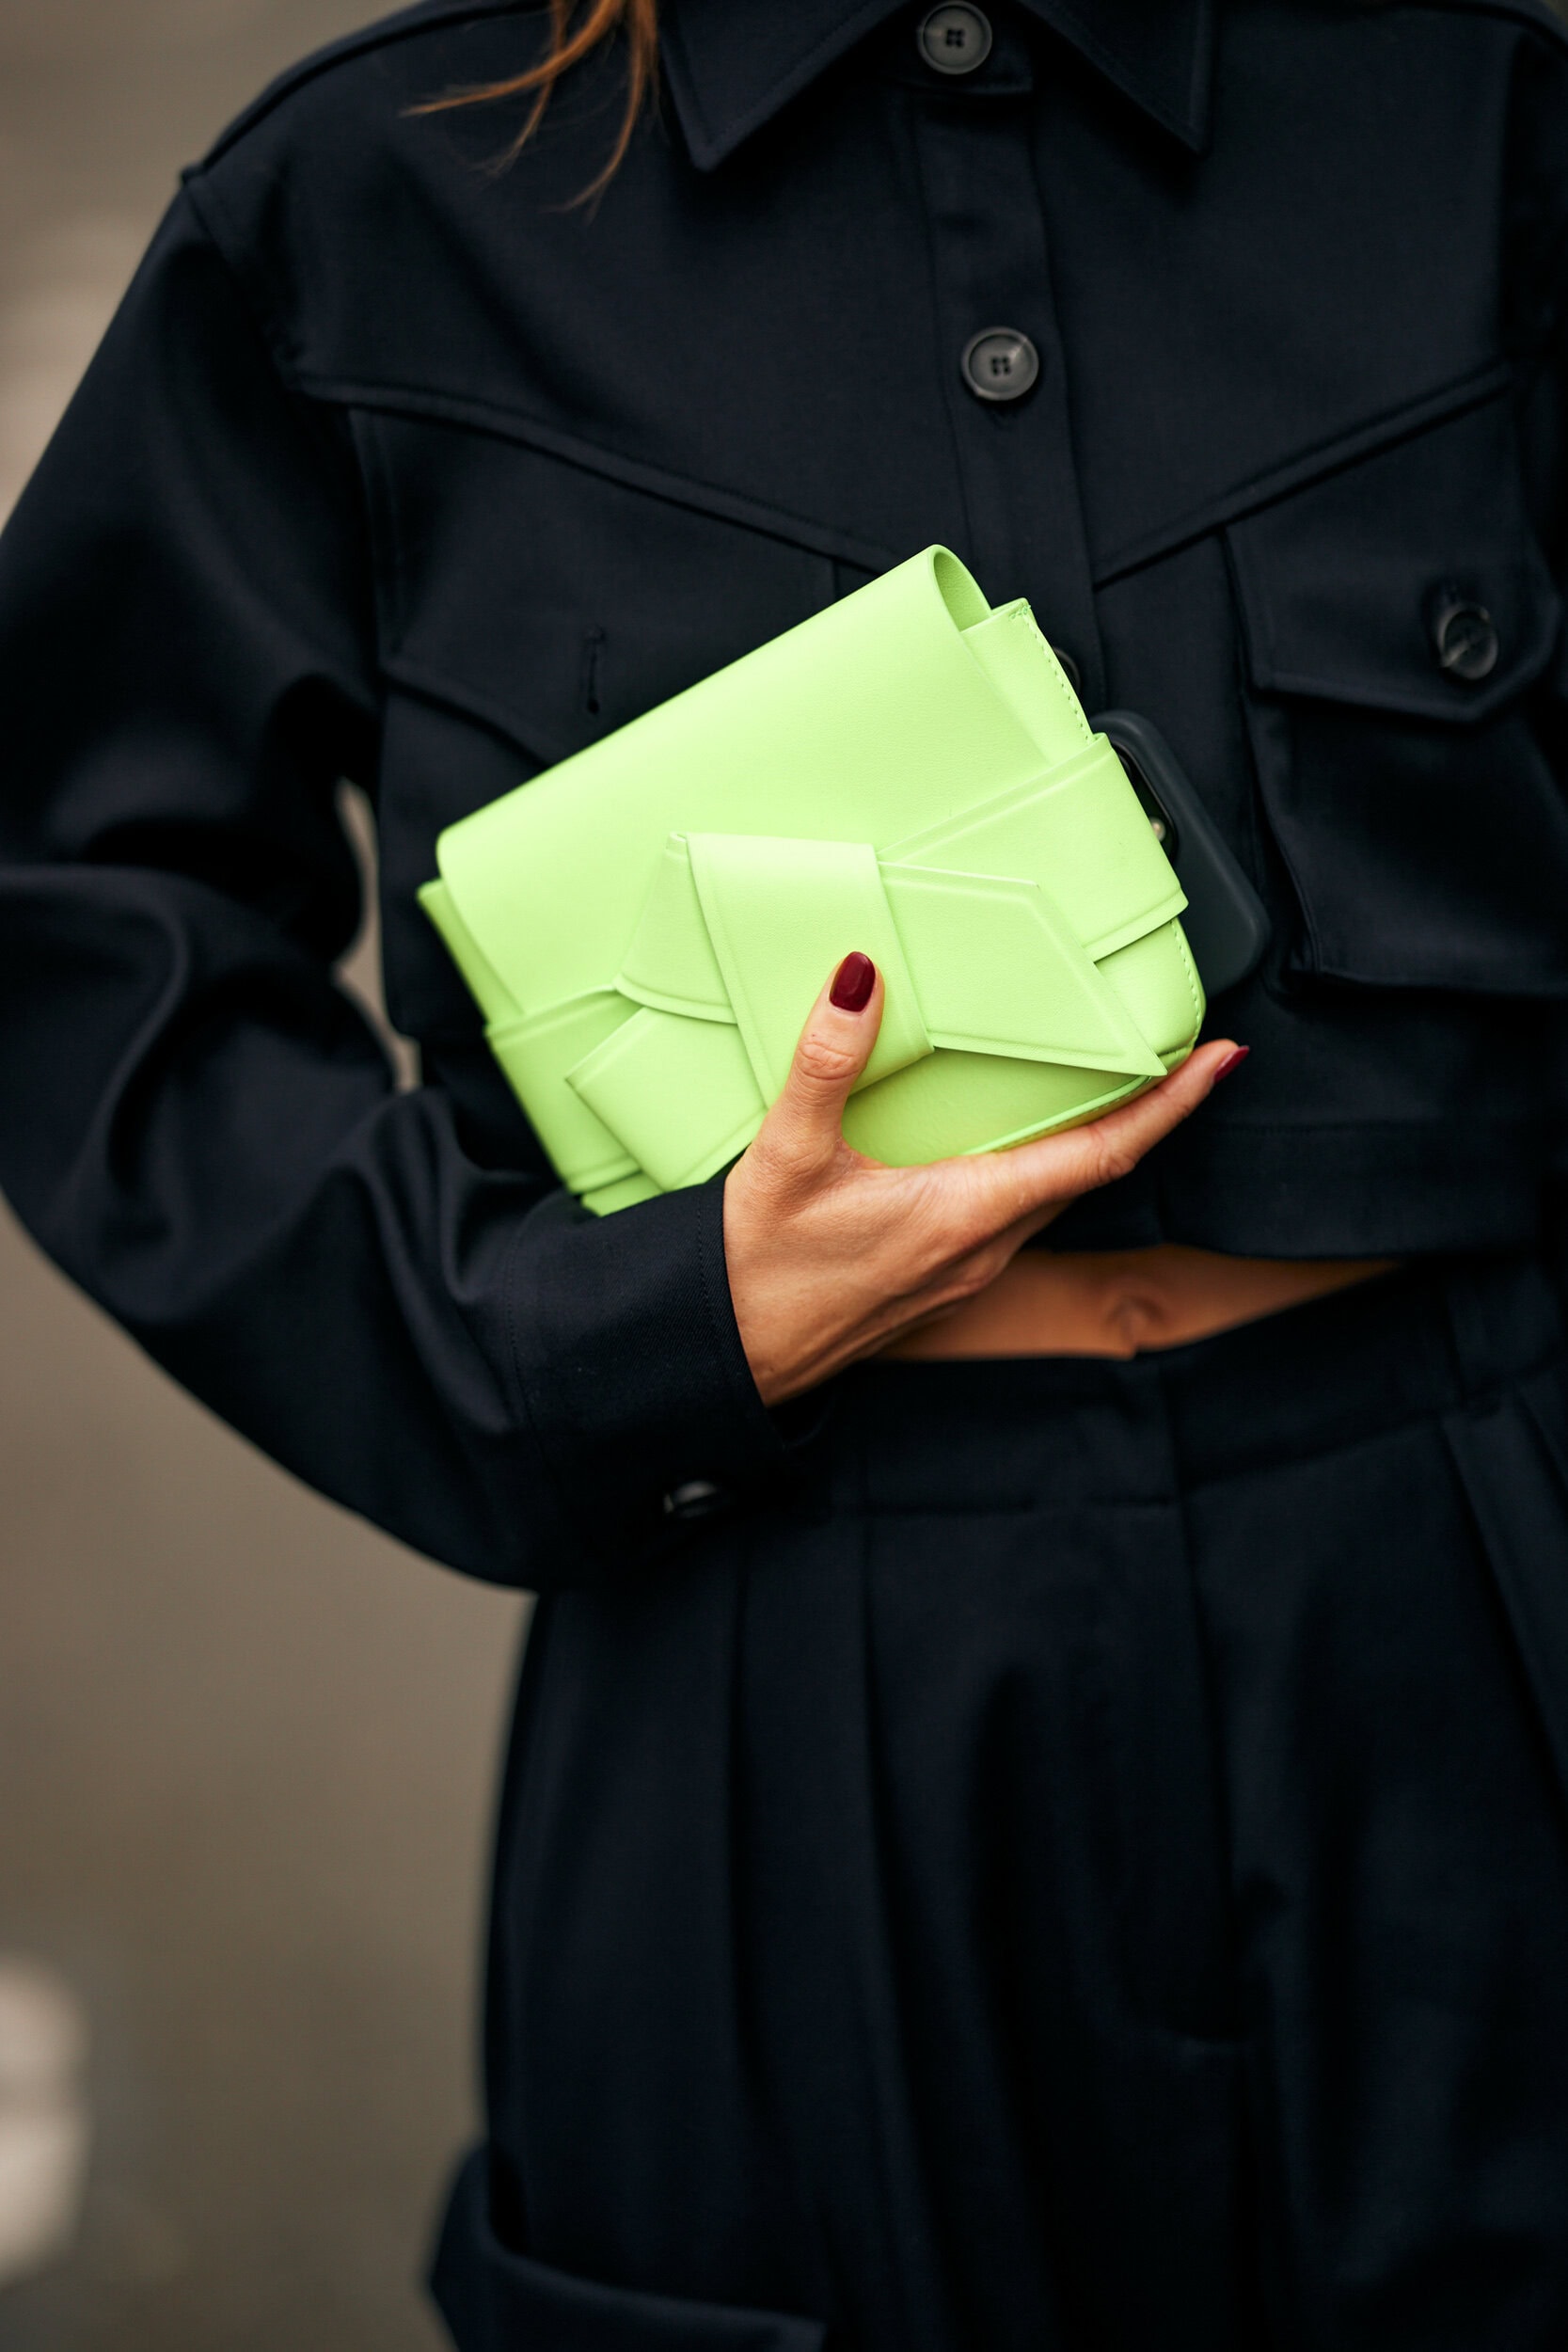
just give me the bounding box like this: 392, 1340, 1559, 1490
420, 546, 1203, 1216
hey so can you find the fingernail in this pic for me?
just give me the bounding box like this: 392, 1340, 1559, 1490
1212, 1044, 1250, 1084
830, 952, 876, 1012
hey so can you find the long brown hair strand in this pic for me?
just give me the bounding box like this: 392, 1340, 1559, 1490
410, 0, 660, 204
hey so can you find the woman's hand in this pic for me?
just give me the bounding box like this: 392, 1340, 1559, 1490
723, 952, 1245, 1407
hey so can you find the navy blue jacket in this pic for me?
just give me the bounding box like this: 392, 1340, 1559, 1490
1, 0, 1566, 1589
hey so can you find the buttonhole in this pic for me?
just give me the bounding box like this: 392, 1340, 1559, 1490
580, 625, 607, 717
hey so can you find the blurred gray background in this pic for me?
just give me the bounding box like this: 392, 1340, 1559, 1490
0, 4, 531, 2344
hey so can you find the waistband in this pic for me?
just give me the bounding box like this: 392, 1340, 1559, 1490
812, 1249, 1568, 1515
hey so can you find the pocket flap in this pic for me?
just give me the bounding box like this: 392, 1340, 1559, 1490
1227, 393, 1563, 723
431, 2150, 830, 2352
361, 412, 840, 767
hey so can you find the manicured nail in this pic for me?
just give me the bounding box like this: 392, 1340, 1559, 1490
1212, 1044, 1250, 1083
830, 952, 876, 1012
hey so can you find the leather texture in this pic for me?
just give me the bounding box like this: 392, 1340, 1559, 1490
420, 548, 1203, 1212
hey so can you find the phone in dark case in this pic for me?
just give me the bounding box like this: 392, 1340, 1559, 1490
1093, 708, 1273, 1000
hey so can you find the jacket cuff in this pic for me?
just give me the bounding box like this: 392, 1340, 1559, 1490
504, 1175, 799, 1570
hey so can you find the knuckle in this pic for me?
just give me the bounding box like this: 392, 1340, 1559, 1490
1081, 1122, 1139, 1191
932, 1154, 988, 1214
756, 1134, 827, 1195
1165, 1077, 1204, 1131
947, 1254, 1001, 1305
952, 1201, 1004, 1261
793, 1027, 863, 1090
745, 1131, 790, 1187
955, 1169, 1024, 1247
910, 1177, 984, 1266
746, 1125, 816, 1199
982, 1165, 1034, 1228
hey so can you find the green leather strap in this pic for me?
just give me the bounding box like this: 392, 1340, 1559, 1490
420, 546, 1205, 1213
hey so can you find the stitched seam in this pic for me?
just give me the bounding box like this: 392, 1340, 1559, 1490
196, 0, 532, 167
670, 0, 914, 168
698, 1189, 751, 1407
293, 375, 900, 573
1017, 606, 1094, 745
1038, 0, 1210, 144
1180, 1379, 1545, 1495
1171, 920, 1203, 1046
181, 171, 301, 376
836, 1375, 1557, 1501
348, 412, 404, 671
831, 1357, 1564, 1518
694, 1188, 781, 1470
1094, 360, 1513, 585
906, 106, 981, 563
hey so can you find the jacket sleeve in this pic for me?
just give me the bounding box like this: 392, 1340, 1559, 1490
0, 188, 793, 1591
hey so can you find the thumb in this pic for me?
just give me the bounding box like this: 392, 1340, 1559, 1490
759, 951, 884, 1170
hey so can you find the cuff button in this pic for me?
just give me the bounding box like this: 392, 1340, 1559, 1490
662, 1479, 729, 1520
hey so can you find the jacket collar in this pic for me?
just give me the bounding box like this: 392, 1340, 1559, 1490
660, 0, 1216, 170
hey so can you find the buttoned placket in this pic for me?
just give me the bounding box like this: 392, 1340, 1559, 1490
881, 6, 1109, 708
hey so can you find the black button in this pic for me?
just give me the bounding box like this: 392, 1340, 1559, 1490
916, 4, 993, 74
961, 327, 1039, 403
661, 1479, 729, 1520
1432, 596, 1499, 683
1052, 644, 1083, 697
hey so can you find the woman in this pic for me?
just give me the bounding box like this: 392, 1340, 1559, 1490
2, 0, 1567, 2342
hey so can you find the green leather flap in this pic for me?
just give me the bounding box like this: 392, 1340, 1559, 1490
883, 866, 1166, 1078
883, 737, 1185, 965
566, 1008, 764, 1192
615, 835, 732, 1024
486, 990, 640, 1195
686, 834, 931, 1101
959, 597, 1094, 764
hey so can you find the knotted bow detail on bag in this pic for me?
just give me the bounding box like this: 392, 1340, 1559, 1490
419, 548, 1205, 1214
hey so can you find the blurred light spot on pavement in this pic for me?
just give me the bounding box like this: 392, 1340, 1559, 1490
0, 1959, 91, 2288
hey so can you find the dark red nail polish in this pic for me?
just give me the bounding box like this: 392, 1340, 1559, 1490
830, 951, 876, 1012
1212, 1044, 1250, 1083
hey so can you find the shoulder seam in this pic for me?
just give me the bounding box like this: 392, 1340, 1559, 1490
190, 0, 532, 170
181, 169, 299, 373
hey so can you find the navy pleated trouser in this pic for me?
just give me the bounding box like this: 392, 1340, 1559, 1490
434, 1248, 1568, 2352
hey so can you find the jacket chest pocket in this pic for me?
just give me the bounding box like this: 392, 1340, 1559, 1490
1227, 390, 1568, 996
360, 410, 841, 791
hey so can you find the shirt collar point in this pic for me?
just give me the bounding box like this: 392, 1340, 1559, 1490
664, 0, 1216, 170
